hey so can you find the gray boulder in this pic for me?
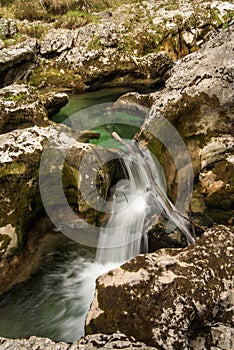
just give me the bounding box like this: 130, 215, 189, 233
0, 84, 68, 133
0, 39, 37, 87
0, 121, 118, 292
86, 225, 234, 350
117, 23, 234, 225
40, 28, 78, 56
0, 18, 17, 38
0, 84, 49, 133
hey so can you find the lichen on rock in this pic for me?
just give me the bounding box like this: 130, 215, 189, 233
0, 84, 69, 133
86, 225, 234, 350
117, 23, 234, 226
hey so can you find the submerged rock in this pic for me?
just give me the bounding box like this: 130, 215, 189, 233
86, 225, 234, 350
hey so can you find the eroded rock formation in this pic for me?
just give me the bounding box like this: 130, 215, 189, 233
0, 84, 68, 133
117, 23, 234, 227
0, 332, 157, 350
86, 225, 234, 350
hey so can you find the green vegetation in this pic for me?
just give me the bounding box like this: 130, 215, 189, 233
54, 10, 97, 29
0, 0, 141, 22
87, 35, 103, 51
2, 92, 27, 102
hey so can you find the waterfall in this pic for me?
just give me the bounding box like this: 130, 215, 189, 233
0, 138, 195, 343
59, 139, 195, 340
95, 140, 195, 265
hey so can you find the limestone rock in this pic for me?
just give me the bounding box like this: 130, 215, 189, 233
0, 84, 70, 133
191, 157, 234, 225
0, 38, 37, 87
0, 84, 49, 133
41, 91, 69, 117
86, 226, 234, 350
0, 125, 64, 257
40, 28, 78, 56
118, 23, 234, 225
0, 122, 119, 295
144, 23, 234, 169
27, 0, 234, 90
0, 333, 157, 349
0, 18, 17, 38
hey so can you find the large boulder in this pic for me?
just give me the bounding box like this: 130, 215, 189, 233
0, 122, 119, 292
0, 84, 68, 133
40, 28, 78, 56
117, 23, 234, 226
0, 125, 65, 258
86, 225, 234, 350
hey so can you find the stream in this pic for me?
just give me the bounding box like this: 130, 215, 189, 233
0, 86, 194, 343
0, 87, 145, 342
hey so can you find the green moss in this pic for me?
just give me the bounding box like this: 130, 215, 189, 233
190, 45, 199, 53
210, 9, 223, 27
29, 63, 85, 90
17, 22, 48, 39
88, 35, 103, 51
0, 151, 43, 255
222, 9, 234, 22
173, 14, 183, 23
0, 163, 27, 177
54, 10, 97, 29
2, 92, 27, 102
165, 4, 179, 11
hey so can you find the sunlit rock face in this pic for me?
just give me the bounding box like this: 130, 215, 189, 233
118, 23, 234, 226
86, 225, 234, 350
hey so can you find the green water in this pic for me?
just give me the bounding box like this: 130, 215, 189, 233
0, 87, 148, 342
52, 87, 134, 124
0, 238, 95, 341
51, 87, 147, 147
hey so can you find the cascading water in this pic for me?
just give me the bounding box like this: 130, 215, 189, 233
0, 137, 195, 342
95, 139, 194, 265
74, 139, 195, 340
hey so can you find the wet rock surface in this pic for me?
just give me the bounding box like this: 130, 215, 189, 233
86, 225, 234, 350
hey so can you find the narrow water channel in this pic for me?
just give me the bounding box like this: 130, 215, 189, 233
0, 87, 145, 342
